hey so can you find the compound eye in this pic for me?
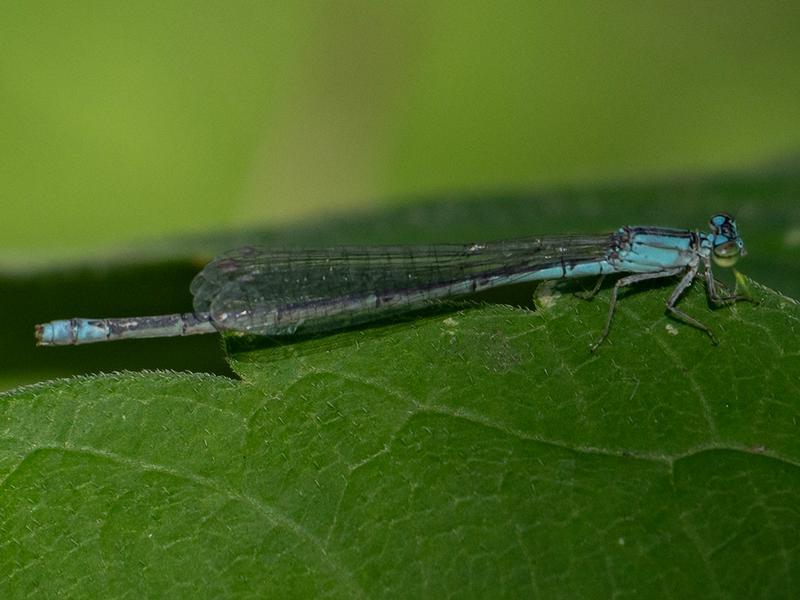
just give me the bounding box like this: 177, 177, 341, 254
709, 213, 732, 233
713, 241, 740, 267
716, 242, 738, 257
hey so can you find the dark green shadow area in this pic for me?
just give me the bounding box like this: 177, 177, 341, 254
1, 262, 235, 390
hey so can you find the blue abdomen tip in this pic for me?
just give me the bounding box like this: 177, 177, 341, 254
36, 319, 75, 345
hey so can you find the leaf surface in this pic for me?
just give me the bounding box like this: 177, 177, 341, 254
2, 167, 800, 391
2, 279, 799, 598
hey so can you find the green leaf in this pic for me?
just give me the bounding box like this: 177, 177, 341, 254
2, 278, 799, 597
2, 166, 800, 392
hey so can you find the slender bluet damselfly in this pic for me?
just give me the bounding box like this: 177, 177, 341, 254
35, 213, 751, 351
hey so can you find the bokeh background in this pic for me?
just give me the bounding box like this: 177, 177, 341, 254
3, 2, 800, 255
2, 2, 800, 391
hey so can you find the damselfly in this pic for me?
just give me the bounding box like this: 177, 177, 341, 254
35, 213, 751, 351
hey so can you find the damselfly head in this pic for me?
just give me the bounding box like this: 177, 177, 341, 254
709, 212, 746, 267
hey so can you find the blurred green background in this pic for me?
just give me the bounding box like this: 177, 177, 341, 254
2, 1, 800, 255
2, 2, 800, 391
